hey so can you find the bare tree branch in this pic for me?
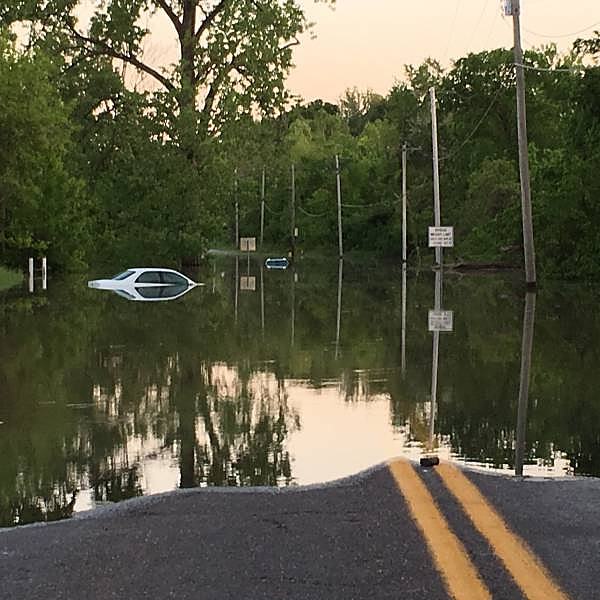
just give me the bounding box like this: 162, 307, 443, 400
154, 0, 182, 37
194, 0, 228, 42
68, 25, 175, 92
279, 37, 300, 52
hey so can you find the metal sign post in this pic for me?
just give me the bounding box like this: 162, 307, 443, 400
430, 87, 442, 266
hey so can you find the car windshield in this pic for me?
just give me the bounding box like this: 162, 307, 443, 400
112, 270, 135, 281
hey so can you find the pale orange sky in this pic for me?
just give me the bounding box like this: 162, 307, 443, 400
287, 0, 600, 102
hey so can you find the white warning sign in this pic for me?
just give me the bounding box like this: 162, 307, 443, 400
428, 310, 454, 332
428, 227, 454, 248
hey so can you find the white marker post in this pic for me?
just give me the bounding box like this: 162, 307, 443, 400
42, 257, 47, 290
28, 258, 34, 293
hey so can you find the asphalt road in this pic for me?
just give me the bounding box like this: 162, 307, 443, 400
0, 460, 598, 600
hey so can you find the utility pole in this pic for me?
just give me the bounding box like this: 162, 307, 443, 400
335, 154, 344, 258
402, 142, 407, 263
291, 164, 296, 256
260, 167, 265, 248
511, 0, 537, 286
234, 168, 239, 249
429, 88, 442, 267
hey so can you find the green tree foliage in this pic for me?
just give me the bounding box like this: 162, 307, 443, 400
227, 35, 600, 279
2, 4, 600, 279
0, 31, 89, 269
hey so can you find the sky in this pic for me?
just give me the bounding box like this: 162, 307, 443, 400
286, 0, 600, 102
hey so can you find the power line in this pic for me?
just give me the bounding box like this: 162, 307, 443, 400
297, 206, 328, 218
263, 201, 283, 215
524, 22, 600, 39
443, 0, 463, 63
341, 200, 394, 209
467, 0, 493, 50
516, 62, 584, 73
440, 85, 505, 162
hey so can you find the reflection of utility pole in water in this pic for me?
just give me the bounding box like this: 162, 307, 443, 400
260, 263, 265, 337
335, 258, 343, 360
401, 263, 407, 376
429, 268, 443, 451
290, 267, 296, 349
515, 291, 536, 476
234, 256, 239, 324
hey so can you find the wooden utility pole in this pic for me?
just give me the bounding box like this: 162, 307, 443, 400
260, 167, 265, 247
402, 143, 407, 263
429, 88, 442, 266
335, 154, 344, 258
511, 0, 537, 285
291, 164, 296, 255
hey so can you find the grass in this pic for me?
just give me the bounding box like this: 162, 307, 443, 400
0, 265, 22, 291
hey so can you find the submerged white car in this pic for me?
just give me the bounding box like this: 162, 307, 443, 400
88, 268, 201, 302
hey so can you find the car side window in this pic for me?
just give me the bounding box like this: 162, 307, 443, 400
113, 270, 135, 281
135, 271, 162, 284
161, 272, 187, 285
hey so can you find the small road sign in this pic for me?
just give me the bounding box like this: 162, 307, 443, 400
428, 226, 454, 248
240, 276, 256, 291
240, 237, 256, 252
428, 310, 454, 332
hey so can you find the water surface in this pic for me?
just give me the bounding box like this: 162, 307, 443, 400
1, 256, 598, 526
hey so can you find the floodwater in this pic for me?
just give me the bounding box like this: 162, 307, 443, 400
0, 256, 598, 526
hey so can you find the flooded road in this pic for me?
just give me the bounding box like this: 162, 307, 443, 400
1, 256, 599, 526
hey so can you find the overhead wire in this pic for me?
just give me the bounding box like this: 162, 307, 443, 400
440, 84, 505, 162
524, 22, 600, 39
443, 0, 463, 64
297, 206, 329, 218
466, 0, 493, 51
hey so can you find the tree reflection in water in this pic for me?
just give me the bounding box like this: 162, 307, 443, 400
2, 259, 600, 526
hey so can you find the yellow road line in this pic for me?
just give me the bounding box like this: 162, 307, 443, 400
436, 463, 570, 600
388, 459, 491, 600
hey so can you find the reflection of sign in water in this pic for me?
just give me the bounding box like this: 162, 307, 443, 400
428, 310, 454, 332
428, 226, 454, 248
240, 237, 256, 252
240, 276, 256, 291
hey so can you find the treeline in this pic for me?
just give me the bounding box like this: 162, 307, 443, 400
1, 9, 600, 277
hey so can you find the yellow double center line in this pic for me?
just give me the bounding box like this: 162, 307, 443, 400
388, 459, 570, 600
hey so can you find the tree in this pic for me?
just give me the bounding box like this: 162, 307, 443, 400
0, 30, 89, 268
1, 0, 334, 138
